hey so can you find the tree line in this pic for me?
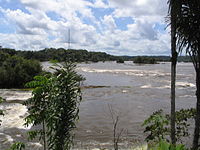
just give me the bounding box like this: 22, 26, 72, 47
0, 47, 192, 63
0, 47, 117, 62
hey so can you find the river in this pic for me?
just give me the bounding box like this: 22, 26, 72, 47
0, 61, 197, 149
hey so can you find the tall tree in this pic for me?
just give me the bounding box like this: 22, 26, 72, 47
175, 1, 200, 149
168, 0, 179, 145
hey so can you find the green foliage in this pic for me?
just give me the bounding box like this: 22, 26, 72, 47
143, 110, 170, 142
175, 108, 196, 141
0, 48, 17, 56
24, 75, 51, 149
7, 142, 25, 150
0, 47, 193, 63
16, 48, 116, 62
0, 51, 42, 88
143, 109, 196, 143
49, 59, 59, 63
149, 140, 187, 150
24, 62, 84, 150
173, 1, 200, 149
116, 59, 124, 63
133, 56, 157, 64
47, 62, 83, 150
27, 130, 41, 140
0, 51, 10, 66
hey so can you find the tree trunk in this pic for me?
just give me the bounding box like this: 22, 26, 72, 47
192, 51, 200, 150
171, 41, 177, 146
193, 70, 200, 149
170, 0, 177, 145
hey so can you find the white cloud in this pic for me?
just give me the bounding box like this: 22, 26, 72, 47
109, 0, 167, 17
2, 9, 49, 35
102, 15, 116, 32
93, 0, 108, 8
20, 0, 93, 19
0, 33, 50, 50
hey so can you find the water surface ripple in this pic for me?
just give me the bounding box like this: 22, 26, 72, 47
0, 61, 196, 149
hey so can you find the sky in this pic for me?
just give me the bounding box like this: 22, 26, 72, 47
0, 0, 170, 56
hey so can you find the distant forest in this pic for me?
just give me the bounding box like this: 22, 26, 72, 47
0, 47, 192, 62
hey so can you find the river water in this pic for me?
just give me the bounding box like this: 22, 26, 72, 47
0, 61, 197, 149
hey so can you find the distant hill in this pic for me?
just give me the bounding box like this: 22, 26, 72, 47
0, 47, 192, 63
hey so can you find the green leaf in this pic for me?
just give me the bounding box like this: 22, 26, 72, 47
7, 142, 25, 150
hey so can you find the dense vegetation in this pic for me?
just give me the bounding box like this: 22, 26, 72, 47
116, 58, 124, 63
133, 56, 157, 64
0, 51, 42, 88
0, 47, 192, 63
0, 47, 117, 62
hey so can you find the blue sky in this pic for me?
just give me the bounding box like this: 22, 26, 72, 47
0, 0, 170, 56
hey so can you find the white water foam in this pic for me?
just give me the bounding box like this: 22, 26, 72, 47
0, 103, 31, 130
0, 133, 14, 144
80, 67, 170, 77
0, 89, 32, 102
140, 84, 152, 89
140, 81, 195, 90
176, 82, 195, 88
27, 142, 42, 149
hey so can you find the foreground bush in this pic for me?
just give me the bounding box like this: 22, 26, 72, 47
143, 109, 195, 150
24, 62, 84, 150
149, 140, 187, 150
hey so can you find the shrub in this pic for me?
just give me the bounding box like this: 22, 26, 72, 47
7, 142, 25, 150
143, 109, 195, 143
24, 62, 84, 150
116, 59, 124, 63
0, 54, 42, 88
149, 140, 187, 150
133, 56, 157, 64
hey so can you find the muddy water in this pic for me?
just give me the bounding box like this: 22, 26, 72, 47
0, 61, 197, 149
